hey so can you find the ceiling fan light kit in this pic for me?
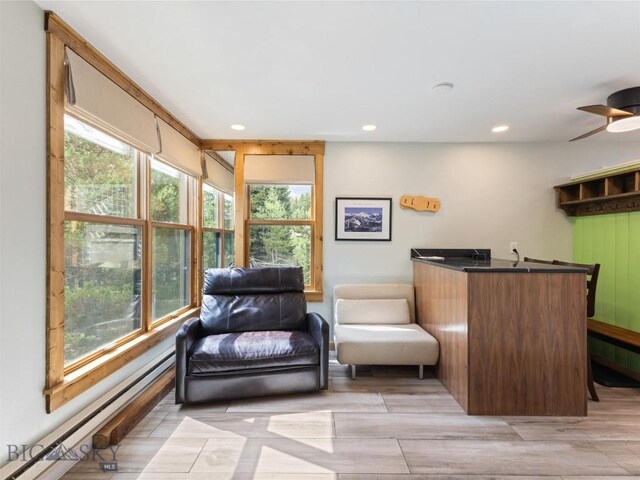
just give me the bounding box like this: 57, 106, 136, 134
606, 115, 640, 133
571, 86, 640, 141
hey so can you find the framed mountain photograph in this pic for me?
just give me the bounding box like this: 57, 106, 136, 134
335, 197, 392, 241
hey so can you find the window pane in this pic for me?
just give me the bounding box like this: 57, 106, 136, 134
153, 227, 191, 320
224, 231, 234, 267
249, 225, 311, 284
64, 221, 142, 365
224, 193, 234, 229
64, 115, 136, 218
150, 159, 188, 223
203, 230, 221, 270
203, 184, 219, 228
250, 185, 312, 220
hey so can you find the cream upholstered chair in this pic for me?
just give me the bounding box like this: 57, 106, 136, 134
333, 284, 439, 379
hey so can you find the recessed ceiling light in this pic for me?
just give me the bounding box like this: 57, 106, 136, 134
362, 125, 377, 131
492, 125, 509, 133
230, 124, 245, 131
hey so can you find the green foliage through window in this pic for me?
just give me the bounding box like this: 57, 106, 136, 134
152, 227, 191, 320
202, 183, 234, 271
203, 231, 221, 270
250, 185, 311, 220
150, 159, 187, 224
248, 185, 312, 284
63, 116, 196, 367
63, 221, 141, 365
64, 115, 136, 218
203, 184, 219, 228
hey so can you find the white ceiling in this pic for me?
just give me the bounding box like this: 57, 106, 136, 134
36, 1, 640, 143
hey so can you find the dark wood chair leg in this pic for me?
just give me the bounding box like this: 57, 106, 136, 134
587, 343, 599, 402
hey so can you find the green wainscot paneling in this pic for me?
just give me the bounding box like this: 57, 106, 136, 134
573, 212, 640, 373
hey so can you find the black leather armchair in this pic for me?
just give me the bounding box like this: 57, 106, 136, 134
175, 266, 329, 404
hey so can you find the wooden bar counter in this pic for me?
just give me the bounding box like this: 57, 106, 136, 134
412, 253, 587, 416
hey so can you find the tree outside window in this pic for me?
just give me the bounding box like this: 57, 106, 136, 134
202, 184, 234, 270
248, 185, 313, 285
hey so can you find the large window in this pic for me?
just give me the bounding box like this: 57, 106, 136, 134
46, 22, 206, 413
150, 160, 192, 322
64, 221, 142, 365
200, 144, 324, 299
62, 115, 197, 371
47, 22, 325, 412
248, 185, 313, 285
202, 183, 234, 269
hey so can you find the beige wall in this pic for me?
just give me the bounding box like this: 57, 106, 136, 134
309, 142, 640, 324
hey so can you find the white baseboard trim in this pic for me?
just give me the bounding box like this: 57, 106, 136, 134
0, 347, 175, 480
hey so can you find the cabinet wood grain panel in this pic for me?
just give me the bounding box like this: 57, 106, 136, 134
467, 272, 586, 416
414, 263, 468, 411
413, 262, 587, 416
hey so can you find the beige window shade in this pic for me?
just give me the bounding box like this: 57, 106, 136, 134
244, 155, 315, 185
65, 48, 159, 153
204, 152, 234, 194
156, 118, 201, 176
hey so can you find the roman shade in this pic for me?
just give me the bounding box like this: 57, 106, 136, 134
64, 48, 159, 154
204, 152, 234, 194
156, 117, 201, 176
244, 155, 315, 185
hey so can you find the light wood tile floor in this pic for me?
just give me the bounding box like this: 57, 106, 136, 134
60, 355, 640, 479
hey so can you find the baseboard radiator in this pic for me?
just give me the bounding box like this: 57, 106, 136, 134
0, 347, 175, 480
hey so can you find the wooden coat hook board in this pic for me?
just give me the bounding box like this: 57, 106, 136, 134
400, 195, 441, 212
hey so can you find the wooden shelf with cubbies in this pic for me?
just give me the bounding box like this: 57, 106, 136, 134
555, 167, 640, 216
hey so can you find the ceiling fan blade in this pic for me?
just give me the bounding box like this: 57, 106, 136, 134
577, 105, 634, 118
569, 124, 608, 142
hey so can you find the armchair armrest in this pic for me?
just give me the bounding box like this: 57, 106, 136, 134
175, 317, 202, 404
307, 312, 329, 390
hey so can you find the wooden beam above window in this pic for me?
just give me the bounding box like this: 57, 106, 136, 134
201, 140, 325, 156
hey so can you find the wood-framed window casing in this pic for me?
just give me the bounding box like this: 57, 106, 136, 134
44, 12, 325, 412
59, 120, 199, 377
45, 12, 203, 412
200, 141, 325, 302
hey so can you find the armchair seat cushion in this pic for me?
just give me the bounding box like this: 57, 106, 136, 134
334, 323, 439, 366
188, 330, 319, 375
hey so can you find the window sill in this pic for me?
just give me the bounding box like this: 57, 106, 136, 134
305, 290, 324, 303
44, 308, 198, 413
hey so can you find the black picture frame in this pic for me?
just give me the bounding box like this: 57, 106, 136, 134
335, 197, 392, 241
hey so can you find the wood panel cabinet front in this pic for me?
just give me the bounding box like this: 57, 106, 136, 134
467, 272, 586, 416
414, 261, 587, 416
414, 263, 468, 411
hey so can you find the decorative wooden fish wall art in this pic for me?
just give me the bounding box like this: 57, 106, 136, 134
400, 195, 441, 212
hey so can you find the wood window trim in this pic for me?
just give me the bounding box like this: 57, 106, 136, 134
305, 291, 324, 303
46, 20, 201, 411
46, 30, 67, 397
44, 309, 196, 413
45, 12, 327, 413
57, 131, 198, 378
207, 141, 324, 301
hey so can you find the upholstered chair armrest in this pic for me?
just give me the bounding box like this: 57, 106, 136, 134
306, 312, 329, 390
175, 317, 202, 404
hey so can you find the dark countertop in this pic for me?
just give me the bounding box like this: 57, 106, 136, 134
411, 256, 588, 273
